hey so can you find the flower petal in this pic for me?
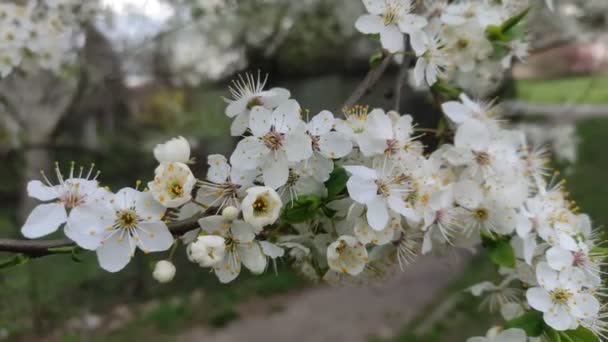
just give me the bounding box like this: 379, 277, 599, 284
96, 234, 135, 273
367, 197, 389, 231
136, 222, 174, 253
27, 180, 59, 201
237, 242, 267, 274
380, 25, 404, 53
21, 203, 67, 239
318, 132, 352, 159
262, 152, 289, 189
355, 14, 384, 34
526, 287, 552, 312
346, 176, 378, 204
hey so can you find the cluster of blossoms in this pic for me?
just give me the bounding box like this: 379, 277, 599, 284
355, 0, 532, 90
14, 0, 606, 341
0, 0, 98, 77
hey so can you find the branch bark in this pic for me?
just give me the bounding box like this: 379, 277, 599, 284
0, 215, 202, 258
503, 101, 608, 121
342, 53, 393, 111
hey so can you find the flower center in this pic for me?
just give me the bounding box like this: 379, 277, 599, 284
252, 197, 269, 216
473, 151, 491, 166
573, 250, 586, 267
376, 180, 390, 196
550, 289, 573, 304
286, 170, 300, 187
60, 183, 84, 209
262, 129, 284, 151
385, 139, 399, 156
456, 38, 469, 50
116, 209, 139, 230
474, 208, 489, 221
382, 1, 404, 26
168, 181, 184, 199
247, 96, 263, 110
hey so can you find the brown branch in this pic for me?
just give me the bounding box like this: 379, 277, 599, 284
394, 37, 411, 112
0, 215, 202, 258
342, 52, 393, 111
503, 101, 608, 121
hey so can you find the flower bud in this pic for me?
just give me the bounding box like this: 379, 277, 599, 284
222, 206, 239, 220
241, 186, 282, 229
153, 136, 191, 164
152, 260, 176, 283
188, 235, 226, 267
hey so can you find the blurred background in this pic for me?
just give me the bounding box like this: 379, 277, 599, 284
1, 0, 608, 341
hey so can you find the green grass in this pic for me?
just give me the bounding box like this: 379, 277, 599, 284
386, 76, 608, 341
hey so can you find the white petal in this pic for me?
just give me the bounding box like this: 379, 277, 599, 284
455, 120, 491, 150
214, 252, 241, 283
226, 97, 247, 118
425, 62, 438, 86
308, 110, 334, 136
343, 165, 377, 180
380, 25, 404, 53
27, 180, 59, 201
114, 188, 139, 210
207, 154, 231, 184
558, 234, 578, 251
355, 14, 384, 34
394, 115, 413, 141
135, 222, 174, 253
230, 112, 250, 136
413, 58, 427, 86
526, 287, 552, 312
65, 205, 112, 250
366, 109, 393, 140
303, 152, 334, 182
442, 101, 471, 124
515, 215, 532, 238
199, 215, 229, 236
260, 241, 285, 259
362, 0, 385, 15
136, 191, 167, 221
263, 87, 290, 108
230, 137, 268, 170
543, 305, 572, 331
410, 31, 428, 56
248, 106, 273, 137
536, 262, 559, 290
367, 197, 389, 231
453, 180, 483, 209
570, 293, 600, 319
97, 234, 135, 273
231, 220, 256, 243
262, 152, 289, 189
398, 14, 427, 33
271, 99, 301, 134
283, 129, 313, 162
523, 237, 537, 265
387, 194, 418, 221
496, 329, 526, 342
21, 203, 67, 238
346, 176, 378, 204
546, 247, 574, 271
237, 242, 267, 274
318, 132, 353, 159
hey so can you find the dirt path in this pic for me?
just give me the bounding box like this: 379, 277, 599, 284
177, 252, 471, 342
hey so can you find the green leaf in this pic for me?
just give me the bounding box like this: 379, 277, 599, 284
369, 51, 384, 68
504, 311, 544, 337
560, 327, 599, 342
483, 236, 516, 268
48, 246, 75, 254
282, 195, 322, 223
486, 25, 509, 42
325, 167, 348, 201
501, 7, 530, 33
0, 254, 30, 270
431, 79, 461, 100
545, 327, 562, 342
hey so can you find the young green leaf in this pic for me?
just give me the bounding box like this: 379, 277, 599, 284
483, 236, 516, 268
282, 195, 322, 224
504, 311, 544, 337
325, 167, 348, 201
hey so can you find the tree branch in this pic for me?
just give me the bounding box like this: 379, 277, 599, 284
0, 215, 202, 258
394, 37, 411, 112
503, 101, 608, 121
342, 52, 393, 111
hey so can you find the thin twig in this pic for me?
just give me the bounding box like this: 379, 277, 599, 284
342, 52, 393, 111
394, 36, 411, 112
0, 215, 202, 258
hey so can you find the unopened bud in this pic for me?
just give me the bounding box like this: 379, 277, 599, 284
152, 260, 176, 283
222, 206, 239, 220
